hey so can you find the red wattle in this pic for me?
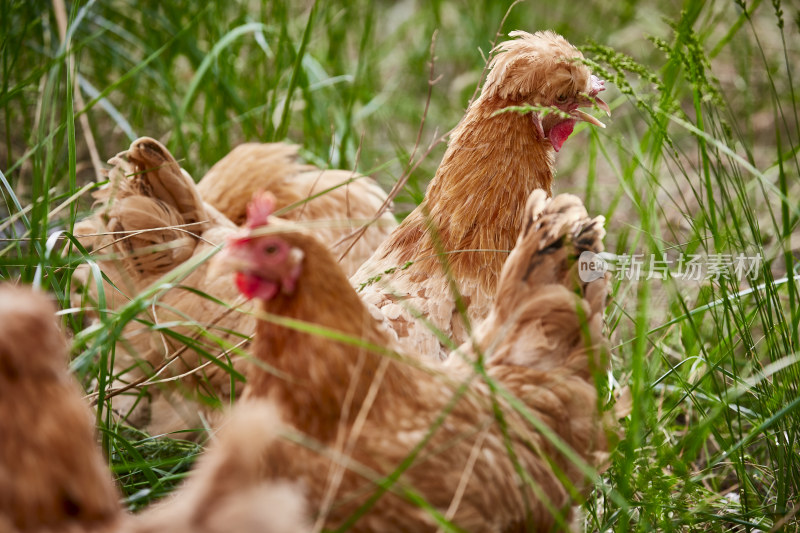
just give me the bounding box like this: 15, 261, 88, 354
235, 272, 279, 301
549, 120, 575, 152
235, 272, 257, 298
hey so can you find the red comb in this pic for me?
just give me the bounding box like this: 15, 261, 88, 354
246, 192, 277, 228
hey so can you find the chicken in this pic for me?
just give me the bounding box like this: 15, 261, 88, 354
215, 189, 610, 531
126, 401, 311, 533
0, 284, 123, 533
73, 138, 396, 437
352, 30, 610, 361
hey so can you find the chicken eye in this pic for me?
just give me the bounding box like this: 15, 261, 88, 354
264, 245, 279, 255
556, 93, 568, 104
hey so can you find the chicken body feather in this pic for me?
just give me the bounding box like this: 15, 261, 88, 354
125, 401, 312, 533
197, 142, 397, 275
0, 285, 123, 533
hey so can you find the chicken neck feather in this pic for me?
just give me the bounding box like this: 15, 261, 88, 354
243, 231, 417, 442
390, 101, 555, 292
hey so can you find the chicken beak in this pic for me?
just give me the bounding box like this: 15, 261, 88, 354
594, 96, 611, 116
572, 94, 610, 128
569, 73, 610, 128
572, 108, 606, 128
588, 74, 611, 116
215, 249, 249, 275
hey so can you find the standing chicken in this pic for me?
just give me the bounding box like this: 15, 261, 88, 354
73, 138, 396, 438
352, 30, 610, 360
0, 285, 123, 533
214, 190, 610, 531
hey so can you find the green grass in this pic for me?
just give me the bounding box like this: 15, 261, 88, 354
2, 0, 800, 530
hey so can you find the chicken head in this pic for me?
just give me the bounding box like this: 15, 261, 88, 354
223, 193, 304, 301
483, 30, 610, 151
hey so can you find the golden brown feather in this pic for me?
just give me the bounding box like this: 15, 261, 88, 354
73, 138, 239, 437
454, 190, 612, 481
197, 142, 397, 275
126, 401, 311, 533
197, 142, 313, 225
0, 285, 122, 533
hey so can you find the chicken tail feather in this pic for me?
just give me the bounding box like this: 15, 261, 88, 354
123, 137, 208, 228
481, 190, 608, 368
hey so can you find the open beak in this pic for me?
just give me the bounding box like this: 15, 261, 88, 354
573, 107, 607, 128
573, 74, 611, 128
572, 95, 610, 128
593, 96, 611, 116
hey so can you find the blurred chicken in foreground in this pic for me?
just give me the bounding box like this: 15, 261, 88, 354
0, 284, 122, 533
212, 189, 611, 531
125, 402, 311, 533
72, 138, 396, 438
0, 284, 312, 533
352, 30, 610, 361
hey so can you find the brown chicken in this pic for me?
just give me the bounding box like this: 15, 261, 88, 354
73, 138, 396, 437
0, 284, 123, 533
73, 138, 240, 437
214, 189, 610, 531
352, 30, 610, 361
